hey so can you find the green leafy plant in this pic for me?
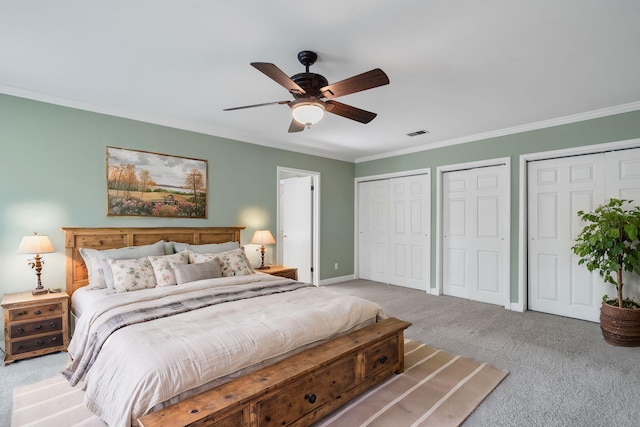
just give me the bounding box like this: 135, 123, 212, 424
572, 198, 640, 309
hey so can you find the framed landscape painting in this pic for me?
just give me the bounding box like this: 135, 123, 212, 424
106, 147, 208, 218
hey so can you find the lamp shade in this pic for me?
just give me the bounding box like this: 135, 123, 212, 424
291, 101, 325, 126
16, 233, 55, 254
250, 230, 276, 245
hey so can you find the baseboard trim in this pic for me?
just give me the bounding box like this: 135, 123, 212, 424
319, 274, 355, 286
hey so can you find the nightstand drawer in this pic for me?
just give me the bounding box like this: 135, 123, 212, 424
9, 302, 63, 321
10, 317, 63, 338
12, 333, 64, 355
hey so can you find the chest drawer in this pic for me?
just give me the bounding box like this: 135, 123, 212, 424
364, 335, 399, 378
258, 356, 357, 425
10, 317, 63, 338
9, 302, 63, 322
12, 333, 64, 355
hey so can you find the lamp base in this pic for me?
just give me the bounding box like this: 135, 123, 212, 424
32, 287, 48, 295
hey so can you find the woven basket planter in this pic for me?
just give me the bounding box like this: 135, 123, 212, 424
600, 301, 640, 347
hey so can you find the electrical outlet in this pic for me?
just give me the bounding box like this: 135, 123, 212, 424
334, 262, 339, 270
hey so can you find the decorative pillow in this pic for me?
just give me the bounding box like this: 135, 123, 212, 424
187, 251, 219, 264
173, 259, 221, 285
148, 251, 189, 287
80, 241, 166, 290
218, 248, 255, 277
172, 241, 240, 254
108, 256, 157, 293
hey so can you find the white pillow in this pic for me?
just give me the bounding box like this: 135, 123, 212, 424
108, 256, 157, 293
173, 260, 221, 285
79, 241, 166, 290
149, 252, 189, 287
172, 241, 240, 254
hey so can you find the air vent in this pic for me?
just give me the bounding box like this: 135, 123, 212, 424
406, 130, 429, 137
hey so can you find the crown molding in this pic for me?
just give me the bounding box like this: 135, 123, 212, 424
355, 101, 640, 163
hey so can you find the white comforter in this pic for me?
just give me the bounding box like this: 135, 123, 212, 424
65, 274, 385, 427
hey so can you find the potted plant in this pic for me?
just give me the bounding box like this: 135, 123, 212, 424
572, 198, 640, 346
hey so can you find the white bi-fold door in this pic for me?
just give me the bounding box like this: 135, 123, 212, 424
358, 174, 430, 291
528, 148, 640, 322
442, 164, 510, 306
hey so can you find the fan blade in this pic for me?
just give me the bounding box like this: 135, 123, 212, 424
320, 68, 389, 99
223, 100, 290, 111
288, 118, 305, 133
324, 100, 377, 124
251, 62, 306, 95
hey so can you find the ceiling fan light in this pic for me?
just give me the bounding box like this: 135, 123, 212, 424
292, 102, 324, 127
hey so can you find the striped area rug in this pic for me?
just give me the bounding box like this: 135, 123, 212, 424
12, 341, 507, 427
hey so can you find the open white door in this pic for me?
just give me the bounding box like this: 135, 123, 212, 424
277, 167, 319, 285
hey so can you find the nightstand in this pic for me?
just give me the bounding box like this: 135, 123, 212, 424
2, 290, 69, 364
260, 265, 298, 280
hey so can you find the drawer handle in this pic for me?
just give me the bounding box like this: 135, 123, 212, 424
50, 323, 57, 328
377, 355, 388, 364
16, 327, 24, 334
36, 340, 44, 345
34, 325, 42, 330
34, 310, 42, 315
304, 394, 317, 404
51, 337, 57, 342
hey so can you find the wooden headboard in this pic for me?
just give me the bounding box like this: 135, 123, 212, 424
61, 226, 245, 297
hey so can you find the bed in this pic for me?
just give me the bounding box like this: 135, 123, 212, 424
61, 226, 410, 427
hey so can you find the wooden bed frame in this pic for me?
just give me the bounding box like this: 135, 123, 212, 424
61, 226, 410, 427
62, 226, 244, 298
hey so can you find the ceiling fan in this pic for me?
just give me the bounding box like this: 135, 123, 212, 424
223, 50, 390, 133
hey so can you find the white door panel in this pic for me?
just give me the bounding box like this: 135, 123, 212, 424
442, 165, 509, 305
358, 174, 430, 291
528, 148, 640, 321
282, 176, 312, 283
358, 180, 389, 283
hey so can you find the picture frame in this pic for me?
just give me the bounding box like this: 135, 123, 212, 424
106, 146, 208, 218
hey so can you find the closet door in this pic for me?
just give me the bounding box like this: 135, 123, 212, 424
528, 148, 640, 321
442, 165, 509, 306
358, 180, 390, 283
358, 173, 431, 290
388, 175, 430, 291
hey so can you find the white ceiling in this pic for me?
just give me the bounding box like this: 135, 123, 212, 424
2, 1, 640, 162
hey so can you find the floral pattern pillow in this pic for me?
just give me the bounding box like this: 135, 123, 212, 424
149, 251, 189, 287
188, 251, 218, 264
108, 257, 157, 293
218, 248, 255, 277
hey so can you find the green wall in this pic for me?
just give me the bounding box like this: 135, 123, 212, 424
356, 109, 640, 304
0, 94, 355, 302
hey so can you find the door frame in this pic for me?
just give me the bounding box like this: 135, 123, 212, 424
354, 167, 431, 289
436, 157, 511, 307
517, 137, 640, 313
277, 166, 320, 286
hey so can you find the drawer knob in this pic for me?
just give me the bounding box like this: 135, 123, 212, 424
377, 355, 388, 364
50, 323, 56, 328
304, 393, 317, 404
16, 328, 24, 334
36, 340, 44, 345
34, 325, 42, 330
51, 337, 57, 342
34, 310, 42, 315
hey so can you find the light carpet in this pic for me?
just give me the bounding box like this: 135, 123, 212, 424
12, 340, 507, 427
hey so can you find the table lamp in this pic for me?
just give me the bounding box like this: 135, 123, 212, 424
250, 230, 276, 269
17, 232, 55, 295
